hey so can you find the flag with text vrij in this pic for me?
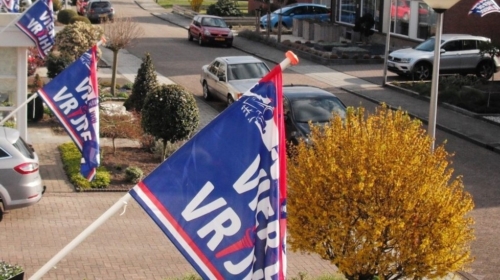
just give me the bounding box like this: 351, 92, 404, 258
15, 0, 55, 58
37, 46, 100, 181
130, 65, 287, 279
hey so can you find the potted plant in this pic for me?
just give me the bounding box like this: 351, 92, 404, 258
0, 261, 24, 280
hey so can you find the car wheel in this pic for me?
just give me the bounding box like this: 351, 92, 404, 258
476, 60, 494, 80
412, 62, 432, 80
227, 94, 235, 106
202, 82, 211, 100
226, 42, 232, 48
188, 30, 193, 41
198, 35, 204, 46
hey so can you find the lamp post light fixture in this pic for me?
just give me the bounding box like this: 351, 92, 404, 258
422, 0, 460, 151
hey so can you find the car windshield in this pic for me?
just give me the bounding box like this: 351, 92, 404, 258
201, 17, 228, 28
291, 97, 346, 123
414, 38, 444, 51
227, 63, 269, 80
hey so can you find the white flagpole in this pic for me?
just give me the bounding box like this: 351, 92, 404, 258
0, 93, 37, 125
29, 193, 133, 280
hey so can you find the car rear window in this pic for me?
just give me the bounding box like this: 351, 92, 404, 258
91, 2, 110, 8
227, 63, 269, 80
12, 137, 35, 159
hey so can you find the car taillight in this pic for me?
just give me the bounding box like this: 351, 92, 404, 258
14, 162, 39, 174
236, 93, 243, 100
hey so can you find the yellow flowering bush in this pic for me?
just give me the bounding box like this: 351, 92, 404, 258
287, 105, 475, 280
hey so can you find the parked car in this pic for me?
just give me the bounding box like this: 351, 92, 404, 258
200, 56, 270, 105
260, 3, 331, 30
283, 85, 347, 145
188, 15, 233, 47
387, 34, 500, 80
0, 127, 45, 211
85, 0, 114, 23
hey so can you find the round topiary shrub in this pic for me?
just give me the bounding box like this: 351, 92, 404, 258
125, 167, 143, 183
57, 9, 77, 24
45, 52, 73, 79
69, 15, 91, 24
52, 0, 63, 12
141, 84, 199, 160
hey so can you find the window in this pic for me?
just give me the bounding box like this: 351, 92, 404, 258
12, 137, 34, 159
227, 63, 269, 81
0, 148, 10, 159
442, 40, 462, 52
463, 40, 478, 51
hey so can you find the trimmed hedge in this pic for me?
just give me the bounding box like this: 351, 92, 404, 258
59, 142, 111, 190
69, 16, 91, 24
57, 9, 78, 24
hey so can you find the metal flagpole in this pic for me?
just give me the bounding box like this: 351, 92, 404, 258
29, 193, 133, 280
382, 0, 392, 85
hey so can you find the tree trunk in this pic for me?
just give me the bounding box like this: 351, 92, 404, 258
111, 50, 119, 96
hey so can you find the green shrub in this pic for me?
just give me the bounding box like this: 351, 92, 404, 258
69, 16, 91, 24
206, 0, 242, 16
116, 92, 129, 99
45, 52, 73, 79
52, 0, 63, 12
124, 53, 159, 112
54, 21, 103, 60
0, 260, 23, 280
141, 84, 199, 160
122, 83, 134, 90
1, 121, 15, 128
125, 167, 143, 183
57, 9, 78, 25
59, 142, 111, 189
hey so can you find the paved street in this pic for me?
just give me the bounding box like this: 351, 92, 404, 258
2, 0, 500, 279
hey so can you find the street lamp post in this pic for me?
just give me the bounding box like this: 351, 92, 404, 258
422, 0, 460, 151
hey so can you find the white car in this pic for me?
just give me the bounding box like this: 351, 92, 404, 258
387, 34, 500, 80
200, 56, 270, 106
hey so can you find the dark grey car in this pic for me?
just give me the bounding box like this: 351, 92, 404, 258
85, 0, 114, 23
0, 127, 45, 212
283, 85, 347, 145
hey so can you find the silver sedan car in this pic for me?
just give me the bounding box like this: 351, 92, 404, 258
200, 56, 270, 106
0, 127, 45, 213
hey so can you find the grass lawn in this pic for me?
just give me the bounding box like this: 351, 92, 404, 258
156, 0, 249, 15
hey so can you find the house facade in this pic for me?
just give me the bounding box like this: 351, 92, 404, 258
248, 0, 500, 45
0, 13, 34, 141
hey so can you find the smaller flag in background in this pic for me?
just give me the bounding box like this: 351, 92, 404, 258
469, 0, 500, 17
37, 46, 100, 181
15, 0, 55, 59
2, 0, 19, 12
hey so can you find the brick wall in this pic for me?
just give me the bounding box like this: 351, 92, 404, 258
444, 0, 500, 44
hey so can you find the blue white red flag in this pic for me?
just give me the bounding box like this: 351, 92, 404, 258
37, 46, 100, 181
130, 65, 287, 279
2, 0, 19, 12
15, 0, 55, 59
469, 0, 500, 17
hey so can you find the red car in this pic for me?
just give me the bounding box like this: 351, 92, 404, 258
391, 0, 429, 21
188, 15, 233, 48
